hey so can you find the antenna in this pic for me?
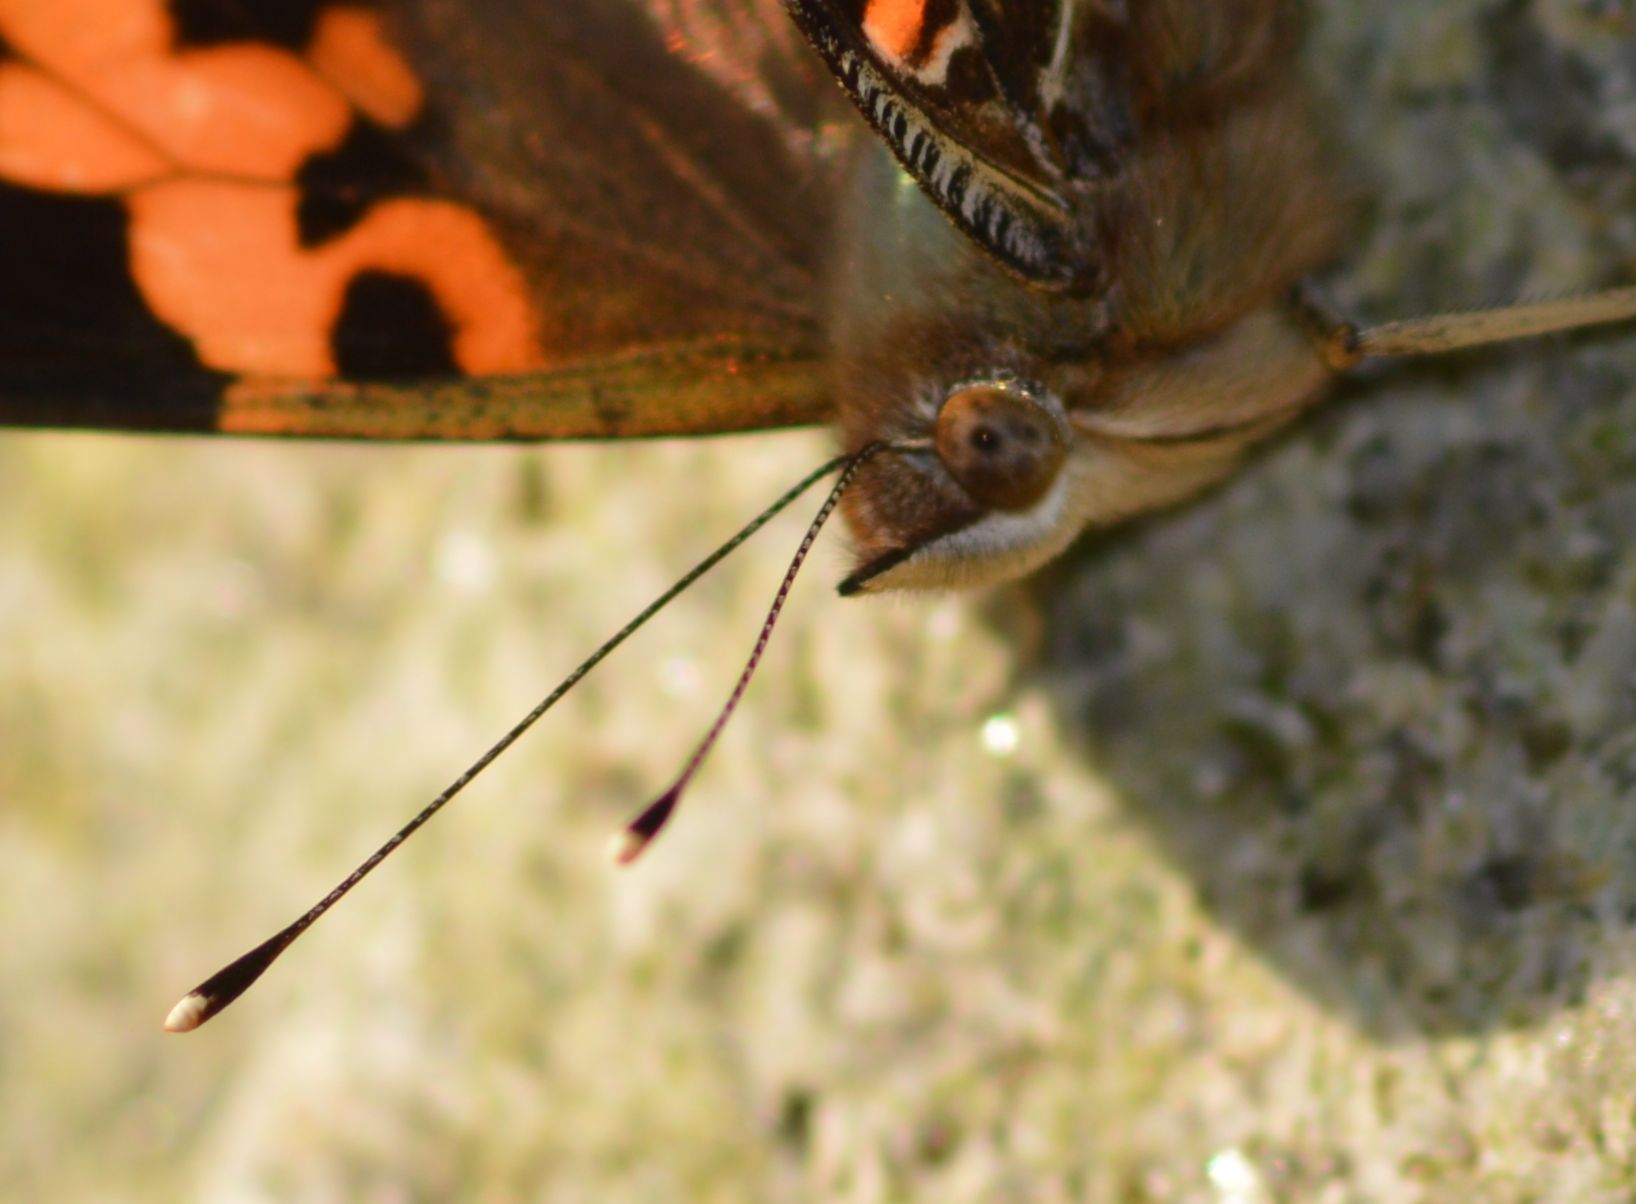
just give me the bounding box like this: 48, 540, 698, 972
163, 445, 891, 1033
607, 446, 876, 864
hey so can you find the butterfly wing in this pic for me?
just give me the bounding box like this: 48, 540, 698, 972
0, 0, 840, 438
780, 0, 1095, 291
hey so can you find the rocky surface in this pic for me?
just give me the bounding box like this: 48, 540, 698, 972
0, 2, 1632, 1200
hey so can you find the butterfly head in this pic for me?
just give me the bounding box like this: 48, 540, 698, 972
834, 294, 1341, 596
838, 369, 1085, 595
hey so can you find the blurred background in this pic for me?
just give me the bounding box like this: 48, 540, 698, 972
3, 1, 1636, 1200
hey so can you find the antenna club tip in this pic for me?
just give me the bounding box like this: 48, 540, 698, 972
163, 992, 211, 1033
606, 828, 651, 867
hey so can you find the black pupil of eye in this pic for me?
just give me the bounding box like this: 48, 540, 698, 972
934, 384, 1067, 511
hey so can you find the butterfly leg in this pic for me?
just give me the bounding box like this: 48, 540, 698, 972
1288, 277, 1636, 371
1285, 280, 1366, 372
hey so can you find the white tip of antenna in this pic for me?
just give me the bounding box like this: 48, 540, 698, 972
163, 992, 209, 1033
605, 828, 649, 867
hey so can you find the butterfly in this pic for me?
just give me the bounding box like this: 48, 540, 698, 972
2, 0, 1633, 1030
8, 0, 1632, 588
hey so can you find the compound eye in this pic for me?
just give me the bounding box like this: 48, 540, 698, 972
933, 384, 1068, 511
